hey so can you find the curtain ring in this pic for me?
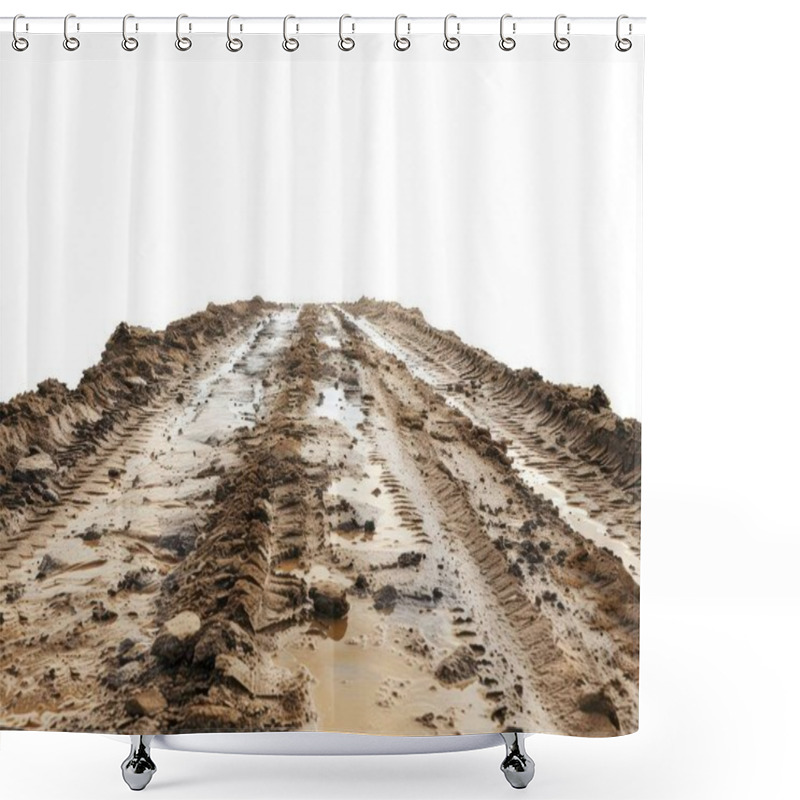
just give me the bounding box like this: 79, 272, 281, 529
394, 14, 410, 51
338, 14, 355, 51
443, 13, 460, 51
553, 14, 570, 51
615, 14, 632, 51
12, 14, 29, 51
499, 13, 515, 51
63, 13, 80, 51
121, 14, 139, 51
175, 14, 192, 50
226, 15, 243, 51
282, 15, 299, 51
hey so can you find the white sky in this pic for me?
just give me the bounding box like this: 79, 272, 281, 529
1, 31, 641, 419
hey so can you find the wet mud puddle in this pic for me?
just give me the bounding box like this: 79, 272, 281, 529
176, 307, 300, 448
274, 598, 489, 735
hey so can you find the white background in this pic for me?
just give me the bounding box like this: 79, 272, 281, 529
1, 2, 798, 800
1, 9, 643, 419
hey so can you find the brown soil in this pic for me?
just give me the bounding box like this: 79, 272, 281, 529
0, 299, 639, 737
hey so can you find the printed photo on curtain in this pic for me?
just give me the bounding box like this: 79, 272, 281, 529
0, 18, 643, 747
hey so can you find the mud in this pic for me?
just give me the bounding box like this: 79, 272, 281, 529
1, 299, 639, 737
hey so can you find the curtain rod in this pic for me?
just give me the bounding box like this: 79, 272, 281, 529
1, 16, 646, 37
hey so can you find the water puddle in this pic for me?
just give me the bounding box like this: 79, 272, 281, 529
274, 557, 301, 574
303, 563, 351, 588
314, 385, 364, 436
274, 595, 489, 735
326, 462, 419, 553
312, 615, 349, 642
178, 308, 299, 445
508, 445, 639, 579
320, 334, 341, 350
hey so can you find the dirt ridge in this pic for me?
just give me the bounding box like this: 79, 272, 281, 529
344, 298, 641, 494
0, 298, 271, 534
122, 306, 323, 733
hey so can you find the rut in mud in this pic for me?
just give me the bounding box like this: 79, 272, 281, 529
0, 299, 639, 737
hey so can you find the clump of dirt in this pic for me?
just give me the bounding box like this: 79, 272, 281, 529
159, 529, 197, 558
91, 601, 118, 623
126, 688, 168, 719
578, 689, 621, 731
435, 646, 479, 685
36, 553, 64, 580
397, 551, 424, 568
192, 619, 255, 669
4, 582, 24, 603
77, 525, 103, 542
111, 568, 157, 595
373, 584, 399, 611
308, 583, 350, 619
462, 421, 513, 466
151, 611, 202, 666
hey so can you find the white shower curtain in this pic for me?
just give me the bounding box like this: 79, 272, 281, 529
0, 22, 643, 738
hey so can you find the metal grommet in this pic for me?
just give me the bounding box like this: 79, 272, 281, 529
12, 14, 29, 51
226, 14, 243, 52
443, 13, 460, 51
553, 14, 570, 51
63, 13, 80, 51
499, 13, 516, 51
282, 15, 299, 51
175, 13, 192, 51
394, 14, 410, 51
338, 14, 355, 51
615, 14, 632, 51
121, 14, 139, 51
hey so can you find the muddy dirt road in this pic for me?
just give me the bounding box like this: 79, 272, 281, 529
0, 299, 639, 737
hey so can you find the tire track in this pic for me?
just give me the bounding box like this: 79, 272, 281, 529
1, 300, 637, 738
125, 306, 320, 733
330, 309, 637, 734
340, 301, 641, 583
0, 305, 296, 731
271, 308, 531, 734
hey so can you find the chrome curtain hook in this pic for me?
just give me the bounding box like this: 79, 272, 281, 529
338, 14, 355, 51
175, 13, 192, 50
282, 14, 299, 51
394, 14, 410, 51
553, 14, 570, 51
615, 14, 632, 51
226, 14, 243, 51
443, 13, 460, 51
499, 13, 516, 51
63, 13, 80, 51
12, 14, 29, 51
121, 14, 139, 51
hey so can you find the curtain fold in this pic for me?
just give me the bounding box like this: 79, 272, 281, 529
0, 28, 643, 738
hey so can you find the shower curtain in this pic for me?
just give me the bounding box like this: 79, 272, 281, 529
0, 19, 643, 738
